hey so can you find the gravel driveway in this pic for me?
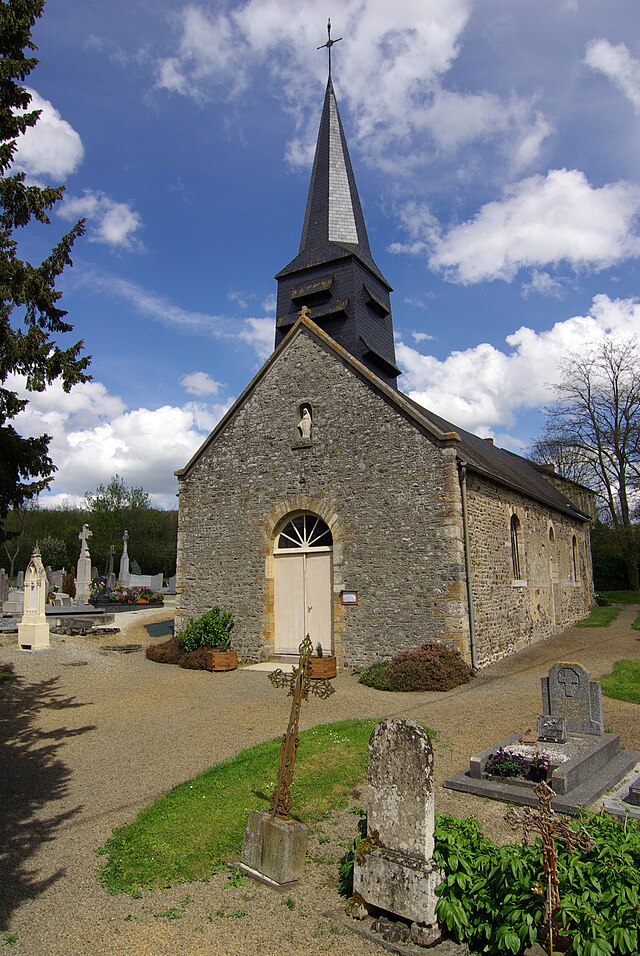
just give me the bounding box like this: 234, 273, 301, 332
0, 603, 638, 956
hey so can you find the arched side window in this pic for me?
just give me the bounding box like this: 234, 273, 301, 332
276, 513, 333, 551
510, 514, 523, 580
571, 535, 579, 583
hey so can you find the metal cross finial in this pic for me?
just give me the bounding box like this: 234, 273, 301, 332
317, 18, 342, 78
505, 781, 593, 953
268, 634, 335, 819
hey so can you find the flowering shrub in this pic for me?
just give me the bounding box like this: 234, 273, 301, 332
358, 642, 473, 692
484, 749, 552, 778
90, 581, 163, 605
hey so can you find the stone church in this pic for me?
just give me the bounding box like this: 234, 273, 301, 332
175, 70, 594, 670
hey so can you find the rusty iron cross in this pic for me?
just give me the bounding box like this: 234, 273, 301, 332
268, 634, 335, 819
505, 781, 593, 952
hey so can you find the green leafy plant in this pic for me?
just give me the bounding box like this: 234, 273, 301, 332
316, 642, 323, 658
595, 592, 612, 606
178, 607, 234, 652
359, 642, 472, 692
224, 868, 247, 889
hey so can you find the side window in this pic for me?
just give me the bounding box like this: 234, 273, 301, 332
510, 514, 523, 580
572, 535, 579, 582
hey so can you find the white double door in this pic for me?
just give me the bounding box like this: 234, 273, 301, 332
274, 550, 332, 655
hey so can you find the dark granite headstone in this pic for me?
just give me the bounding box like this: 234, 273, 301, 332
541, 662, 604, 735
0, 569, 8, 603
627, 776, 640, 807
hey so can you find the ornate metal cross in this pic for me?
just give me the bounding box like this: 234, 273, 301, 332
317, 18, 342, 77
505, 781, 593, 952
268, 634, 335, 819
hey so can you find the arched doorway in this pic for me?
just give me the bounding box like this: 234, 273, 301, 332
273, 513, 333, 655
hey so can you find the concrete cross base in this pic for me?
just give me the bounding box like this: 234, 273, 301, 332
240, 810, 308, 885
354, 846, 441, 928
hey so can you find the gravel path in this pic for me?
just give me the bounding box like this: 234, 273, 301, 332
0, 604, 638, 955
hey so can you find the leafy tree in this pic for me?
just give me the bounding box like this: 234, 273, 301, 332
84, 475, 150, 515
532, 338, 640, 589
0, 0, 90, 543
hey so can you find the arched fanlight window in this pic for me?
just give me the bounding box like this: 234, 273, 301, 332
510, 514, 522, 580
277, 513, 333, 551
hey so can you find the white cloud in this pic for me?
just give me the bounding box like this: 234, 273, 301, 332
428, 169, 640, 283
153, 1, 548, 173
180, 371, 223, 396
238, 317, 274, 361
522, 270, 566, 299
12, 88, 84, 179
8, 373, 231, 505
585, 39, 640, 112
411, 331, 434, 343
59, 190, 143, 249
397, 294, 640, 436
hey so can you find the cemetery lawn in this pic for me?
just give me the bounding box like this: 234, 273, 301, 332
601, 590, 640, 604
100, 719, 436, 895
601, 659, 640, 704
576, 606, 620, 627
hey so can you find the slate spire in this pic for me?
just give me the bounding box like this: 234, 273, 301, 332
275, 43, 399, 387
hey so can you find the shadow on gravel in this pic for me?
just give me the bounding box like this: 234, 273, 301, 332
0, 664, 95, 929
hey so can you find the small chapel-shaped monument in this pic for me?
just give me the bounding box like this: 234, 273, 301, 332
18, 547, 50, 651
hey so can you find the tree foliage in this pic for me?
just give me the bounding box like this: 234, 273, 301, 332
0, 0, 90, 542
531, 339, 640, 589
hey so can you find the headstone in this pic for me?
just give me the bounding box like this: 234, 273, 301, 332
16, 570, 24, 588
352, 719, 441, 944
45, 565, 54, 587
119, 530, 130, 586
627, 776, 640, 807
129, 572, 163, 591
75, 524, 93, 605
18, 547, 50, 650
0, 569, 8, 604
541, 662, 604, 735
131, 559, 141, 575
50, 569, 65, 589
106, 545, 116, 588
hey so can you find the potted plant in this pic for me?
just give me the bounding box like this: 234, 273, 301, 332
309, 641, 337, 679
178, 607, 237, 672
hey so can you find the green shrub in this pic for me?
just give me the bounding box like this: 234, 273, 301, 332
339, 810, 640, 955
177, 607, 234, 652
595, 592, 612, 606
359, 643, 472, 692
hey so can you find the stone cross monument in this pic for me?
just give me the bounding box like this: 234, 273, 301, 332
75, 523, 93, 605
352, 718, 441, 946
119, 530, 130, 586
18, 547, 50, 650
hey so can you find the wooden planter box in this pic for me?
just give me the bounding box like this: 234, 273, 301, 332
205, 648, 238, 672
309, 656, 337, 679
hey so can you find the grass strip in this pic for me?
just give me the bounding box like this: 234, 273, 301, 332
600, 590, 640, 605
632, 612, 640, 631
576, 606, 620, 628
99, 719, 389, 895
601, 660, 640, 704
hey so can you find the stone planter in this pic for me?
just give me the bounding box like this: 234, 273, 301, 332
309, 656, 337, 679
205, 648, 238, 672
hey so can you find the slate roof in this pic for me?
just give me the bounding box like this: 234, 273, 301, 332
275, 77, 390, 289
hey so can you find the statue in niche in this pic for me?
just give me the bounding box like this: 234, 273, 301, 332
298, 407, 312, 440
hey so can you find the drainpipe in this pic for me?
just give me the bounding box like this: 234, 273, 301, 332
459, 462, 478, 670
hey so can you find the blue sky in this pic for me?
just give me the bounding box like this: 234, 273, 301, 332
9, 0, 640, 506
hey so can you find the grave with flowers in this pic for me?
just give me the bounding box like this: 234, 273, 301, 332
445, 661, 640, 813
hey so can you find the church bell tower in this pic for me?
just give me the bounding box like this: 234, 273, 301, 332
274, 23, 400, 388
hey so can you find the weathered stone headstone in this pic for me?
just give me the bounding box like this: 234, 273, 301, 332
352, 718, 441, 945
541, 662, 603, 735
0, 569, 8, 604
106, 545, 116, 588
45, 565, 54, 587
131, 559, 141, 575
16, 570, 24, 588
75, 524, 93, 605
18, 547, 50, 650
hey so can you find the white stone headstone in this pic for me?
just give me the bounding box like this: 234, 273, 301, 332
119, 530, 130, 586
75, 523, 93, 605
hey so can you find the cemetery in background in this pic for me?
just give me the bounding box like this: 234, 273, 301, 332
1, 477, 177, 581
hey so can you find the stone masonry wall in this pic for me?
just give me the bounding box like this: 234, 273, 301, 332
465, 472, 594, 667
176, 330, 470, 667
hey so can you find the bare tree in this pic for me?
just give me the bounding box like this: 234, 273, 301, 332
532, 338, 640, 589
